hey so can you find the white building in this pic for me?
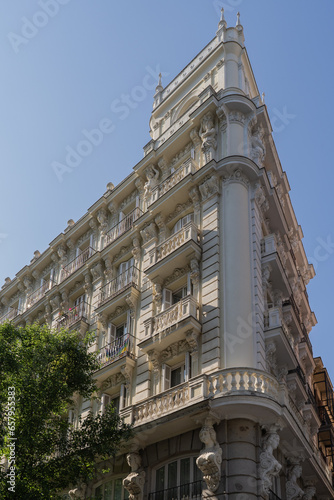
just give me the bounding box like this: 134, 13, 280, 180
1, 11, 333, 500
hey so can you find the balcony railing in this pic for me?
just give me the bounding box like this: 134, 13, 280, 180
0, 308, 20, 325
98, 266, 140, 307
104, 207, 143, 249
57, 301, 89, 330
133, 368, 279, 425
60, 247, 96, 282
149, 481, 203, 500
97, 334, 133, 366
26, 280, 56, 308
154, 296, 198, 334
147, 158, 197, 207
147, 222, 199, 269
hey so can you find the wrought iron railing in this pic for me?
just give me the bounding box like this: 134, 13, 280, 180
104, 207, 143, 249
98, 334, 132, 366
98, 266, 140, 307
60, 247, 96, 282
149, 480, 203, 500
26, 280, 56, 308
57, 301, 89, 329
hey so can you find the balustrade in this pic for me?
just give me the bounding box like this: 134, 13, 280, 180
57, 301, 89, 329
26, 280, 55, 308
60, 247, 96, 282
98, 266, 140, 307
147, 158, 197, 207
154, 296, 198, 334
104, 207, 143, 248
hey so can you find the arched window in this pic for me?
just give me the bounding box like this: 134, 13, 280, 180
172, 213, 194, 234
95, 477, 129, 500
152, 456, 203, 500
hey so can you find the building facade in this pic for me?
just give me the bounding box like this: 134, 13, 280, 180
1, 11, 334, 500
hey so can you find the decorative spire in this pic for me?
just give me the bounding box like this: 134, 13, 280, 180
236, 12, 241, 27
155, 73, 163, 93
218, 8, 227, 29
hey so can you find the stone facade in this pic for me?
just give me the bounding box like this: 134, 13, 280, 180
1, 11, 333, 500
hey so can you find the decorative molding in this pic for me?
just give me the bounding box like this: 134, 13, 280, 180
144, 164, 160, 199
190, 127, 201, 148
140, 222, 158, 244
164, 266, 190, 287
166, 200, 193, 224
196, 418, 222, 492
186, 329, 199, 352
102, 372, 125, 390
228, 111, 246, 125
147, 349, 161, 373
108, 305, 127, 321
170, 142, 192, 168
216, 105, 227, 131
250, 126, 266, 166
190, 258, 200, 286
199, 112, 217, 162
254, 182, 269, 216
222, 169, 249, 188
114, 245, 132, 263
160, 340, 189, 363
120, 190, 137, 210
259, 424, 282, 497
97, 208, 108, 235
123, 452, 145, 500
199, 174, 220, 200
69, 280, 83, 296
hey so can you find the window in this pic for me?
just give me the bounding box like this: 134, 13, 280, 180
95, 477, 129, 500
154, 457, 202, 500
162, 352, 191, 391
101, 392, 125, 414
172, 213, 194, 234
161, 277, 192, 311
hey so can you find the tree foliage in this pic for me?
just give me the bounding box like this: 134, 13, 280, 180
0, 323, 133, 500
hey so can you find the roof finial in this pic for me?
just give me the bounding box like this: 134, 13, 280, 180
155, 73, 163, 93
236, 12, 241, 27
218, 7, 227, 29
261, 92, 265, 104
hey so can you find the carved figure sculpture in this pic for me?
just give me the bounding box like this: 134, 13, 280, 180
250, 126, 266, 165
259, 427, 282, 497
286, 462, 304, 500
123, 452, 146, 500
144, 165, 160, 199
199, 112, 217, 152
196, 420, 222, 492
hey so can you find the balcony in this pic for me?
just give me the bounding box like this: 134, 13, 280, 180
97, 266, 140, 308
26, 280, 56, 309
103, 207, 143, 249
264, 306, 297, 371
140, 296, 200, 353
57, 301, 89, 332
148, 481, 203, 500
60, 247, 96, 282
97, 334, 134, 367
130, 368, 279, 426
0, 307, 20, 325
145, 222, 201, 280
147, 158, 197, 207
261, 234, 290, 295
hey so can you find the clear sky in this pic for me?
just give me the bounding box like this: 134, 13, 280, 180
1, 1, 334, 375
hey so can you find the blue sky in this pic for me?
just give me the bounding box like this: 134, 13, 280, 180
0, 1, 334, 374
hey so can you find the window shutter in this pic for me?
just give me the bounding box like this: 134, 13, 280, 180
184, 352, 190, 382
108, 323, 116, 343
163, 289, 172, 311
102, 393, 111, 413
162, 363, 171, 391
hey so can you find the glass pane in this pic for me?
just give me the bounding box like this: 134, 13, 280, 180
95, 486, 102, 500
171, 367, 182, 388
114, 478, 122, 500
168, 461, 178, 499
104, 480, 113, 500
180, 458, 190, 497
156, 466, 165, 492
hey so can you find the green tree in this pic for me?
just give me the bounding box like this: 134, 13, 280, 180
0, 323, 133, 500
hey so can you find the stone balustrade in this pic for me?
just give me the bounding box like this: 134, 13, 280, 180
154, 296, 198, 334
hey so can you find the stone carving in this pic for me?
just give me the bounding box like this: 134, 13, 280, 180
125, 294, 137, 318
223, 169, 249, 187
160, 340, 189, 363
109, 305, 127, 321
132, 235, 141, 262
262, 264, 272, 294
199, 174, 220, 200
134, 178, 145, 196
189, 186, 201, 211
277, 365, 288, 383
250, 126, 266, 165
286, 460, 304, 500
229, 111, 246, 125
69, 484, 86, 499
107, 201, 118, 216
114, 245, 132, 263
90, 261, 103, 282
275, 232, 287, 267
140, 222, 158, 244
104, 257, 114, 281
254, 182, 269, 215
157, 157, 169, 179
152, 282, 162, 313
83, 273, 92, 294
144, 165, 160, 198
69, 281, 82, 297
164, 266, 190, 287
190, 127, 201, 148
120, 190, 137, 210
50, 294, 61, 312
123, 452, 146, 500
259, 425, 282, 497
121, 364, 133, 390
186, 329, 199, 352
170, 142, 192, 168
147, 350, 160, 373
89, 217, 98, 232
155, 213, 166, 241
102, 372, 125, 390
97, 208, 108, 235
57, 244, 67, 266
266, 342, 277, 375
196, 418, 222, 492
98, 313, 108, 330
199, 112, 217, 162
32, 270, 40, 281
166, 200, 193, 223
190, 258, 200, 286
276, 184, 286, 209
23, 276, 33, 295
216, 105, 227, 131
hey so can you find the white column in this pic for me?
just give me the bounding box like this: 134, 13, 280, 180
221, 174, 255, 368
